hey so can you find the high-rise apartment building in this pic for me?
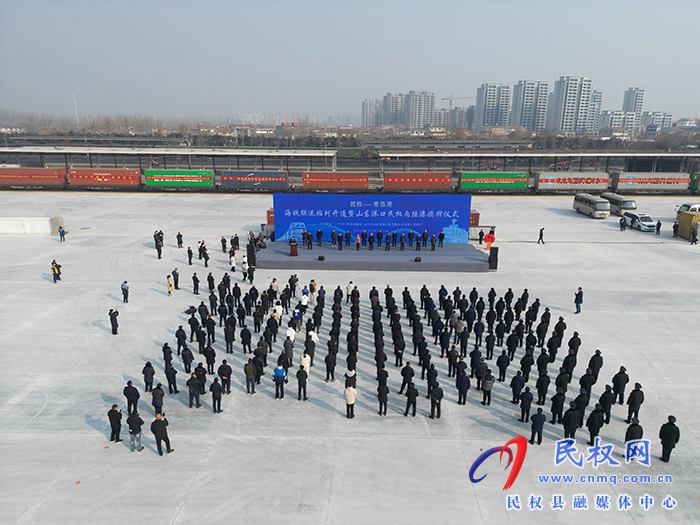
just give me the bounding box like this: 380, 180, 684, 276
640, 111, 673, 128
381, 93, 406, 127
546, 76, 596, 133
589, 90, 603, 133
474, 84, 511, 132
451, 106, 474, 130
404, 91, 435, 128
432, 108, 450, 127
361, 99, 380, 127
598, 110, 636, 131
510, 81, 549, 132
622, 88, 645, 126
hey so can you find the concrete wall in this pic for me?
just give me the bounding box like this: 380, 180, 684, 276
0, 217, 62, 235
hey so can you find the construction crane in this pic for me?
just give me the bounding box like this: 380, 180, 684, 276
441, 94, 476, 113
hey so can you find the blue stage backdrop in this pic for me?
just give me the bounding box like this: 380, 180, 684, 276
273, 194, 471, 244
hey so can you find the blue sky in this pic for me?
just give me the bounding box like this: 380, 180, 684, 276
0, 0, 697, 120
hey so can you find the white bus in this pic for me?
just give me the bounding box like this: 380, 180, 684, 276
573, 193, 610, 219
600, 193, 637, 216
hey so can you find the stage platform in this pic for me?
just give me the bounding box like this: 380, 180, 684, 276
255, 241, 490, 272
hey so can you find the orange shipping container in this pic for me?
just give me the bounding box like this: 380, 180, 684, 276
68, 168, 141, 187
302, 172, 368, 189
384, 172, 451, 190
0, 167, 67, 186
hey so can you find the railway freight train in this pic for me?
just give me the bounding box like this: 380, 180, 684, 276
1, 167, 699, 195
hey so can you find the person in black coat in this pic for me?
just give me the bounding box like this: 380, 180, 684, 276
194, 363, 207, 394
399, 362, 414, 394
186, 373, 201, 408
510, 371, 525, 404
150, 414, 173, 456
429, 382, 444, 419
456, 371, 470, 405
218, 359, 232, 394
165, 364, 178, 394
142, 362, 155, 392
574, 389, 589, 428
108, 404, 122, 443
109, 309, 119, 335
240, 326, 252, 353
586, 403, 605, 445
325, 353, 337, 382
659, 416, 680, 462
123, 381, 140, 415
126, 410, 144, 452
175, 325, 187, 355
203, 345, 216, 374
496, 350, 510, 382
181, 346, 194, 374
625, 417, 643, 443
625, 383, 644, 423
210, 377, 223, 413
588, 349, 603, 381
404, 382, 419, 417
377, 383, 389, 415
192, 273, 200, 295
599, 385, 614, 424
562, 402, 581, 438
530, 408, 546, 445
297, 365, 308, 401
519, 387, 534, 422
536, 371, 550, 406
550, 388, 566, 424
612, 366, 629, 404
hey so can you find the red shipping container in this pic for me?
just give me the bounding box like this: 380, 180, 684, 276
384, 172, 451, 190
68, 168, 141, 187
302, 172, 368, 189
470, 210, 480, 227
0, 167, 67, 186
267, 208, 274, 225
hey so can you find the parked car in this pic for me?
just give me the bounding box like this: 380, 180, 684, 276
623, 212, 656, 232
675, 203, 700, 221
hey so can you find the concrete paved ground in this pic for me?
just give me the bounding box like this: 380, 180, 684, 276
0, 191, 697, 524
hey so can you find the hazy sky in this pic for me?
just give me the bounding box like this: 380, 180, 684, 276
1, 0, 698, 120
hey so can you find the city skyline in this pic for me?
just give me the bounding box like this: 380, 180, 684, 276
0, 0, 698, 121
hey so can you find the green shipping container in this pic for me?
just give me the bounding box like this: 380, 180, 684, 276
143, 169, 214, 187
460, 172, 529, 189
690, 173, 700, 192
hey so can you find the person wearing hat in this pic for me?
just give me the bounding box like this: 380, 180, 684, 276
536, 370, 550, 405
574, 388, 590, 428
625, 418, 643, 442
562, 401, 581, 439
429, 381, 444, 419
625, 383, 644, 423
579, 368, 596, 397
550, 388, 566, 424
519, 387, 534, 423
612, 366, 629, 405
530, 407, 547, 445
588, 350, 604, 382
574, 287, 583, 314
659, 416, 680, 462
555, 367, 570, 394
599, 385, 615, 424
586, 403, 605, 445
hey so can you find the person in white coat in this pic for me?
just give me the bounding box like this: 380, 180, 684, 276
345, 386, 357, 419
229, 253, 236, 272
300, 352, 311, 371
345, 281, 353, 304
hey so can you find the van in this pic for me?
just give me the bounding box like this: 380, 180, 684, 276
623, 212, 656, 232
675, 203, 700, 221
600, 193, 637, 216
573, 193, 610, 219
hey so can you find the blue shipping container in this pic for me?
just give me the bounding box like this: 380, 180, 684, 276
220, 170, 287, 188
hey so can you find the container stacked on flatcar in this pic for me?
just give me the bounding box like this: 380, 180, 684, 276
302, 172, 368, 190
143, 169, 214, 188
220, 170, 287, 190
383, 172, 452, 191
535, 172, 609, 192
610, 172, 690, 193
0, 167, 67, 188
459, 172, 529, 191
68, 168, 141, 188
